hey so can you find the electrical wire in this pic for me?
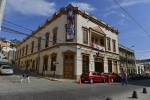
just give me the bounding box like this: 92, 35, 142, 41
3, 20, 33, 31
114, 0, 150, 36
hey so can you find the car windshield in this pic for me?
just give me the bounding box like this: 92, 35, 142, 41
2, 66, 12, 69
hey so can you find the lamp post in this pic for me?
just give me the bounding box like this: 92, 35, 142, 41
126, 46, 134, 75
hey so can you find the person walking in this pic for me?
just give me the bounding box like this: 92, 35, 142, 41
122, 71, 128, 85
20, 65, 30, 83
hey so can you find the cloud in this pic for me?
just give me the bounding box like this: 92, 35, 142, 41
118, 18, 128, 26
108, 0, 150, 10
71, 2, 96, 12
7, 0, 56, 16
104, 11, 116, 17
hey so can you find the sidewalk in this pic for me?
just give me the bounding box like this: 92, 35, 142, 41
12, 64, 77, 82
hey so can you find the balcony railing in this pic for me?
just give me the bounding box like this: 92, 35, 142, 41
92, 43, 105, 51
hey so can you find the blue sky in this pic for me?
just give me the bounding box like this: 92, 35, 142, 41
1, 0, 150, 60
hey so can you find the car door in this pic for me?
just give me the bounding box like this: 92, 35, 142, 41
112, 73, 117, 81
92, 72, 99, 82
97, 72, 103, 82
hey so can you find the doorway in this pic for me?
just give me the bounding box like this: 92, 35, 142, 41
42, 57, 48, 75
95, 58, 103, 73
64, 55, 74, 79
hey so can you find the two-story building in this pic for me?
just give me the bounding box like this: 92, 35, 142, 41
15, 4, 120, 80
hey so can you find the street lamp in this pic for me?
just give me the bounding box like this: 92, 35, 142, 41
126, 45, 134, 75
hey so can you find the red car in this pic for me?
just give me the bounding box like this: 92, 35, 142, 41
80, 71, 107, 84
104, 72, 122, 82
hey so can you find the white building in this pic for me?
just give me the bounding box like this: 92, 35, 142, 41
15, 4, 120, 80
135, 64, 144, 74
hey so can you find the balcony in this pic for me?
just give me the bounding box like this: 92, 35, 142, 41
92, 43, 105, 51
89, 26, 106, 51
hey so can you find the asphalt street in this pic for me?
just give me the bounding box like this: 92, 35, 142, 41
0, 64, 150, 100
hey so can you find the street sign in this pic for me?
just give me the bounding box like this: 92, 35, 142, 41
53, 62, 59, 65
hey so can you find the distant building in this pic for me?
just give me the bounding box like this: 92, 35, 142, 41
135, 59, 150, 74
119, 44, 136, 74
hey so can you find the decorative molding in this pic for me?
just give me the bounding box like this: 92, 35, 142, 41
50, 52, 57, 57
81, 50, 90, 55
43, 54, 49, 58
63, 50, 75, 54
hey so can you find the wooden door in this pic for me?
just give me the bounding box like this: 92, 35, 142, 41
113, 61, 118, 73
64, 55, 74, 79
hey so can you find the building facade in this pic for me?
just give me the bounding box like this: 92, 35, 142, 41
15, 4, 120, 80
136, 59, 150, 75
119, 44, 136, 74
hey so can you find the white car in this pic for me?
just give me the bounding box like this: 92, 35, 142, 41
0, 65, 13, 75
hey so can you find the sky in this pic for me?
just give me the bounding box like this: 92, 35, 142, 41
0, 0, 150, 60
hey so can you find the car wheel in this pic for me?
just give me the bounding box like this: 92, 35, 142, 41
111, 79, 113, 82
103, 79, 106, 83
89, 79, 93, 84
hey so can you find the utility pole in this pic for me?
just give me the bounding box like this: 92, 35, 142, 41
37, 37, 41, 74
0, 0, 7, 31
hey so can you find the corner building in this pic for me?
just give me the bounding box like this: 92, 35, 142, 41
15, 4, 120, 80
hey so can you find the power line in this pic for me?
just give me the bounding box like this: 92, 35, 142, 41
135, 51, 150, 53
114, 0, 150, 36
3, 20, 33, 31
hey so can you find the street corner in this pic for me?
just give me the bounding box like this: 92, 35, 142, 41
37, 75, 53, 81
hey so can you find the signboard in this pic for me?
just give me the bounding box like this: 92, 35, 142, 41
66, 7, 75, 40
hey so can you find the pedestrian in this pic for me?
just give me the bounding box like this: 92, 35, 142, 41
20, 65, 30, 83
122, 71, 128, 85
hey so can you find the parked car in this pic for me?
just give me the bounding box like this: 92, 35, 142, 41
0, 63, 7, 67
104, 72, 122, 82
80, 71, 107, 84
0, 65, 13, 75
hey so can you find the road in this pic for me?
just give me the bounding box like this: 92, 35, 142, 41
0, 64, 150, 100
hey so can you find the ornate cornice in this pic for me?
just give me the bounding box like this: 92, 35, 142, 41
16, 4, 119, 48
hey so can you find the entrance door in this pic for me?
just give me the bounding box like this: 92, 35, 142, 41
64, 55, 74, 79
36, 59, 38, 71
95, 58, 103, 73
42, 57, 48, 75
26, 60, 30, 67
32, 60, 35, 69
113, 61, 118, 73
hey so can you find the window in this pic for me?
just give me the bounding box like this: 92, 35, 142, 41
108, 60, 112, 72
112, 40, 116, 52
51, 56, 56, 71
82, 55, 89, 73
38, 37, 41, 51
26, 45, 28, 55
19, 49, 21, 58
53, 27, 58, 45
31, 41, 34, 53
83, 30, 88, 44
45, 32, 49, 48
22, 47, 24, 56
107, 38, 111, 51
95, 38, 98, 45
100, 39, 104, 46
